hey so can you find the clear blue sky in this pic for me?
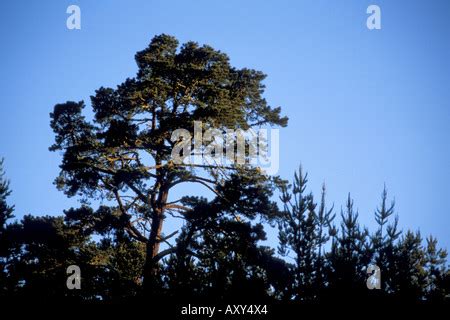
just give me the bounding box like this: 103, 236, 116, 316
0, 0, 449, 251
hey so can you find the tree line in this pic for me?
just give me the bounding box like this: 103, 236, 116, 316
0, 34, 448, 303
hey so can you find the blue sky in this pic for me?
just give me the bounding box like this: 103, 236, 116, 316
0, 0, 449, 251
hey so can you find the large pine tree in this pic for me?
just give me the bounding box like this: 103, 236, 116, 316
49, 34, 287, 293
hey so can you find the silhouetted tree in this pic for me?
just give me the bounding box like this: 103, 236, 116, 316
314, 184, 335, 298
162, 169, 290, 301
0, 159, 448, 303
0, 158, 14, 296
49, 34, 287, 293
371, 186, 401, 294
326, 194, 370, 301
0, 159, 14, 229
0, 33, 448, 305
391, 230, 427, 301
278, 166, 334, 301
423, 235, 448, 302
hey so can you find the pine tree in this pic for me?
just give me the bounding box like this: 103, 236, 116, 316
423, 235, 448, 302
49, 34, 288, 293
278, 166, 321, 301
391, 230, 427, 301
0, 159, 14, 230
0, 158, 14, 296
162, 170, 288, 301
327, 194, 370, 300
314, 184, 334, 296
371, 186, 400, 293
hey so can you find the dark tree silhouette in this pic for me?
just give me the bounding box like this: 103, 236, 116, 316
0, 159, 14, 229
325, 194, 371, 301
0, 161, 448, 303
371, 186, 401, 294
0, 158, 14, 296
160, 169, 290, 301
49, 34, 287, 293
278, 166, 334, 301
0, 35, 448, 305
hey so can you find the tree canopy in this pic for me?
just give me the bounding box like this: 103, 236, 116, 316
0, 35, 448, 305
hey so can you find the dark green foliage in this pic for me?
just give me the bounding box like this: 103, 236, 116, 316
278, 166, 334, 301
277, 167, 449, 303
423, 236, 449, 302
0, 162, 448, 303
0, 34, 448, 304
325, 194, 371, 301
0, 159, 14, 229
1, 210, 145, 301
161, 169, 290, 301
0, 159, 14, 296
371, 187, 401, 294
48, 34, 288, 292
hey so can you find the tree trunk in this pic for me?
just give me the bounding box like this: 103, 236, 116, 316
142, 217, 163, 295
142, 188, 168, 295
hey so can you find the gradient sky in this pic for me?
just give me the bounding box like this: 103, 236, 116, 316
0, 0, 449, 251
